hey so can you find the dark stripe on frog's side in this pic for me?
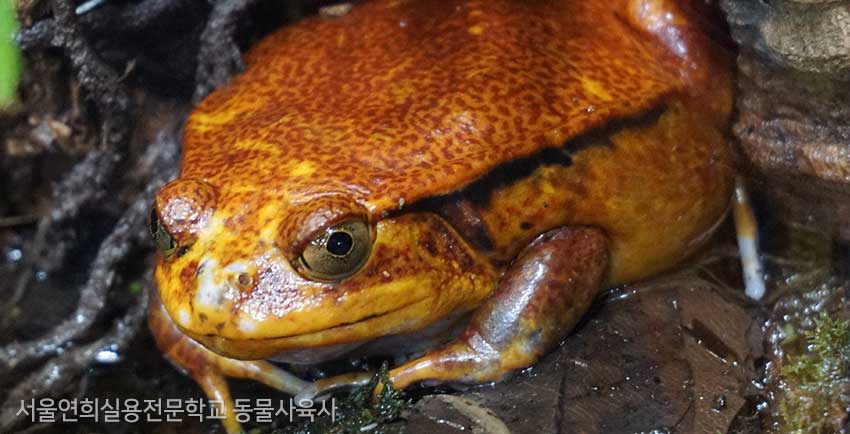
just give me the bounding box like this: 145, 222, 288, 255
427, 147, 573, 253
410, 106, 666, 258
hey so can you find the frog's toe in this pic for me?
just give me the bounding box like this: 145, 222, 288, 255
294, 383, 320, 405
300, 371, 375, 402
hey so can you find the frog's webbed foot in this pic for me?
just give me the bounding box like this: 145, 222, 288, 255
387, 226, 608, 389
148, 297, 311, 434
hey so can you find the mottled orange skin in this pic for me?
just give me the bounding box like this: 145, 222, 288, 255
152, 0, 732, 401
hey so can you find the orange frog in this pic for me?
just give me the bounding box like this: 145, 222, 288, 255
148, 0, 733, 432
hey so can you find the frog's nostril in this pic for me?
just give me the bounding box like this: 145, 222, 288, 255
236, 272, 253, 288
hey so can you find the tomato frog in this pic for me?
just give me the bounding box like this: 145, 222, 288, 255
148, 0, 734, 432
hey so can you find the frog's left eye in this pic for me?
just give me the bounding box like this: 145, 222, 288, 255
297, 220, 372, 281
149, 205, 177, 257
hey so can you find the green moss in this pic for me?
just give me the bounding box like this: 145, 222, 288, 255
779, 314, 850, 434
0, 0, 20, 110
263, 364, 410, 434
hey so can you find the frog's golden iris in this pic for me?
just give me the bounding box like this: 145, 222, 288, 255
296, 219, 373, 281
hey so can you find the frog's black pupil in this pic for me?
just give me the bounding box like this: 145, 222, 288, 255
326, 232, 353, 256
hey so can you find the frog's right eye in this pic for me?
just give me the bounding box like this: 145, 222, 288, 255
296, 219, 372, 281
149, 205, 177, 257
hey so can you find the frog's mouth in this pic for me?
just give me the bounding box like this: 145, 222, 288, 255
185, 296, 436, 360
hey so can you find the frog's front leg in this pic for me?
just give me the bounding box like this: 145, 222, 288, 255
390, 226, 608, 388
148, 296, 311, 434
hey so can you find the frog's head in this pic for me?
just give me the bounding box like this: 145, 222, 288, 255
151, 179, 497, 360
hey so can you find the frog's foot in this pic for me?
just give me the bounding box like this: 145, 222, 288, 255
148, 297, 311, 434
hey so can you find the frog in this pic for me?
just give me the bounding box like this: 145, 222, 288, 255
147, 0, 734, 432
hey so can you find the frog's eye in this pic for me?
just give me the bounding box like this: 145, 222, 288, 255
149, 205, 177, 257
297, 220, 372, 281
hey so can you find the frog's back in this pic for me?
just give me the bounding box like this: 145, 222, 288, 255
182, 0, 718, 219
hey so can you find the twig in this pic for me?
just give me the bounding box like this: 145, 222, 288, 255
0, 215, 38, 227
193, 0, 258, 103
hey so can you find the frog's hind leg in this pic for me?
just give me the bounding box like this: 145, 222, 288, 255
387, 226, 608, 389
148, 296, 311, 434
